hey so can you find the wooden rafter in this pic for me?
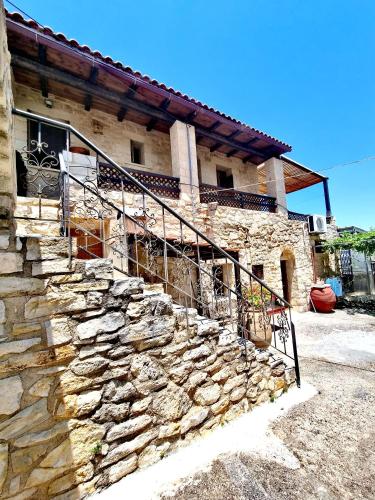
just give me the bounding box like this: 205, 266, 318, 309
84, 66, 99, 111
38, 44, 48, 97
146, 117, 157, 132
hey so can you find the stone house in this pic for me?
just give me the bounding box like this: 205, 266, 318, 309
0, 4, 335, 499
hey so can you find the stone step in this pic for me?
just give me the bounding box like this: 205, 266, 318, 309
143, 283, 165, 294
15, 218, 61, 237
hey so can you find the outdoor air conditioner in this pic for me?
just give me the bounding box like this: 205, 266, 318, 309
308, 214, 327, 234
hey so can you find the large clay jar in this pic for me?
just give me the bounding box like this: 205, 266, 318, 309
311, 284, 336, 313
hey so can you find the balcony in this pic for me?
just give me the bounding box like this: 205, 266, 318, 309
199, 184, 277, 213
99, 163, 180, 199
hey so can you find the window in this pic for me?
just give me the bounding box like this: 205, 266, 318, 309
213, 264, 225, 296
216, 166, 234, 189
28, 120, 67, 164
131, 140, 144, 165
252, 264, 264, 280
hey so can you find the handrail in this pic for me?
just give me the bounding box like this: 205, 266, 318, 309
12, 107, 291, 306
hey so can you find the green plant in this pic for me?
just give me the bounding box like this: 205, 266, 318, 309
270, 394, 276, 403
323, 230, 375, 256
91, 441, 102, 456
243, 283, 272, 310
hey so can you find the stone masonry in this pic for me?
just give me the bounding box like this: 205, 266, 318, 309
0, 236, 295, 499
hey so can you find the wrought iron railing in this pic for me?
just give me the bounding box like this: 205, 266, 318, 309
200, 184, 276, 212
288, 210, 308, 222
99, 163, 180, 199
13, 108, 300, 386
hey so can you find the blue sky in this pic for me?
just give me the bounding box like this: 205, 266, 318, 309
8, 0, 375, 229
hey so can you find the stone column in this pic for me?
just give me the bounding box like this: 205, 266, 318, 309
263, 157, 287, 216
169, 120, 199, 203
0, 1, 15, 225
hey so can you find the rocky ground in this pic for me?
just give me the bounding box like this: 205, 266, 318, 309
94, 309, 375, 500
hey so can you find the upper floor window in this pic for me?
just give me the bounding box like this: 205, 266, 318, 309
252, 264, 264, 280
216, 166, 233, 189
131, 140, 144, 165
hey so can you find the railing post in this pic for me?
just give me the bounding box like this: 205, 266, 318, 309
290, 320, 301, 387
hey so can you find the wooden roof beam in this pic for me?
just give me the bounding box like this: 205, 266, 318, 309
207, 121, 221, 132
84, 67, 98, 111
227, 130, 242, 141
38, 44, 48, 97
117, 107, 127, 122
146, 117, 157, 132
242, 154, 255, 163
11, 55, 268, 160
185, 110, 197, 123
160, 98, 171, 110
210, 143, 221, 153
226, 149, 238, 158
126, 82, 138, 97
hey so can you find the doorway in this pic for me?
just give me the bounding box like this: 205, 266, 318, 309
280, 249, 295, 303
280, 259, 290, 302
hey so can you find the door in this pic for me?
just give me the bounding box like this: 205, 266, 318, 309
280, 259, 290, 302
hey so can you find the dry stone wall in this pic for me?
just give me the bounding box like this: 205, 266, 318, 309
0, 235, 295, 499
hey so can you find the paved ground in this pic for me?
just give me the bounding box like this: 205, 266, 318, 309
94, 309, 375, 500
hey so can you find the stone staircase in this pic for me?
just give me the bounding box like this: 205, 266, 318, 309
14, 196, 61, 237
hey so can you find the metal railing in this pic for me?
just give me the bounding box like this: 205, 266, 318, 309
99, 163, 180, 199
200, 184, 276, 212
13, 108, 300, 386
288, 210, 308, 222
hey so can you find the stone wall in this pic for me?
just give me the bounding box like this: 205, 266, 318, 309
0, 235, 295, 499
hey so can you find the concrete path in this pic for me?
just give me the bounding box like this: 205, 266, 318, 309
93, 309, 375, 500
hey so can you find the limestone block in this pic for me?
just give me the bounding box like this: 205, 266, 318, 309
1, 252, 23, 274
84, 259, 113, 279
32, 259, 74, 276
76, 390, 102, 416
110, 277, 144, 297
223, 374, 246, 394
197, 319, 220, 337
101, 429, 158, 467
12, 445, 47, 474
230, 386, 246, 402
138, 443, 170, 468
211, 396, 230, 416
182, 344, 211, 362
71, 355, 109, 376
102, 381, 136, 403
212, 366, 232, 383
11, 322, 42, 337
25, 465, 70, 488
168, 361, 194, 384
151, 383, 191, 422
26, 237, 74, 261
29, 376, 54, 398
0, 338, 40, 358
79, 343, 112, 359
60, 280, 110, 292
40, 421, 105, 468
0, 300, 5, 323
24, 292, 86, 319
0, 375, 22, 415
0, 399, 49, 440
186, 371, 208, 390
102, 454, 137, 484
180, 406, 209, 434
50, 273, 83, 284
93, 403, 130, 423
76, 311, 125, 341
13, 421, 69, 448
48, 462, 94, 496
129, 396, 152, 416
0, 442, 8, 494
194, 383, 221, 406
0, 277, 46, 298
0, 232, 10, 250
119, 316, 175, 345
107, 415, 152, 442
158, 422, 180, 439
45, 317, 72, 347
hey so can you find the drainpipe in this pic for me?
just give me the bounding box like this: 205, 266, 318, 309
323, 178, 332, 220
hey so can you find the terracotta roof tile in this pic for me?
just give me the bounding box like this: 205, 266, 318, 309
5, 9, 291, 150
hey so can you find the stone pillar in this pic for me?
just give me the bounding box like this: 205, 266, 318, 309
263, 157, 287, 216
169, 120, 199, 202
0, 1, 15, 225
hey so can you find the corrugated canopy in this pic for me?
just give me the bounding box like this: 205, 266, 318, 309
257, 156, 326, 194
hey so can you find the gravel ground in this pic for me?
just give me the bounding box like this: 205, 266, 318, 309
95, 309, 375, 500
161, 310, 375, 500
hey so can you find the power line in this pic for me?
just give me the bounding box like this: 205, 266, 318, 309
5, 0, 44, 28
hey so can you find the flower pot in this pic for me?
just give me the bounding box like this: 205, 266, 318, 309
247, 310, 272, 348
311, 284, 336, 313
69, 146, 90, 155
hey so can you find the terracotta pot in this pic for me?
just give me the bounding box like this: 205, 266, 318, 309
311, 284, 336, 313
247, 311, 273, 348
69, 146, 90, 155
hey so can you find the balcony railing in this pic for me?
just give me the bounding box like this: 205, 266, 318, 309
288, 211, 308, 222
99, 163, 180, 199
200, 184, 276, 213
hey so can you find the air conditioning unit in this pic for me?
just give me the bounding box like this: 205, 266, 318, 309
308, 214, 327, 234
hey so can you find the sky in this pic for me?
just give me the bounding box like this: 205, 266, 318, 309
7, 0, 375, 229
